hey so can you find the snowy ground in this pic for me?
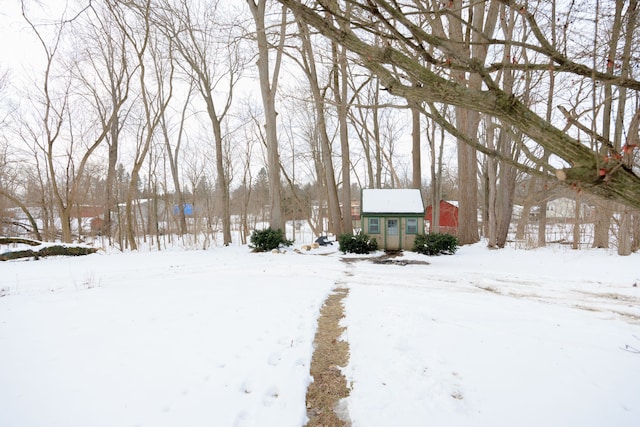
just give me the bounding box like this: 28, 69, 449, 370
1, 240, 639, 426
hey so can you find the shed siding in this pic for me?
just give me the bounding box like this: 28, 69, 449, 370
360, 189, 425, 251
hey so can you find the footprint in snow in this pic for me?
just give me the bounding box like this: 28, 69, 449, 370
241, 378, 256, 394
267, 351, 282, 366
262, 386, 280, 406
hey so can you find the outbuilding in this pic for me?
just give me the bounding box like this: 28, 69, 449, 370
360, 188, 425, 251
425, 200, 459, 235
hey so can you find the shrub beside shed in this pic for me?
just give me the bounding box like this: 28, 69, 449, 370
360, 189, 425, 251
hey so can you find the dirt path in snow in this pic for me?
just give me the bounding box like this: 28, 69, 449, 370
305, 251, 426, 425
305, 287, 351, 426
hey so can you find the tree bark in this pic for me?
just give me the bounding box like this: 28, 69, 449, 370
336, 42, 352, 235
410, 97, 422, 189
297, 20, 343, 236
0, 242, 98, 261
247, 0, 286, 233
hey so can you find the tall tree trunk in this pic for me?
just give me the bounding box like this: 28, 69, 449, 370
327, 0, 353, 234
536, 0, 558, 247
515, 176, 535, 242
455, 108, 480, 244
211, 113, 232, 245
592, 1, 624, 248
495, 5, 519, 248
618, 206, 632, 255
247, 0, 286, 233
632, 213, 640, 252
427, 106, 445, 234
336, 42, 352, 234
615, 0, 638, 254
298, 21, 342, 236
485, 120, 498, 248
161, 98, 187, 236
446, 0, 498, 245
572, 193, 581, 250
411, 96, 422, 189
374, 83, 382, 188
105, 115, 119, 242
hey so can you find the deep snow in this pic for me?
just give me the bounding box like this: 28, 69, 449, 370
1, 241, 639, 427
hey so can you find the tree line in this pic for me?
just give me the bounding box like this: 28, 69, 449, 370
0, 0, 638, 254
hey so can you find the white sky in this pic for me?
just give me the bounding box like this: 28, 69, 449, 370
0, 2, 32, 73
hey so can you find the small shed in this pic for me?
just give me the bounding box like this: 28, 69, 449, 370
360, 189, 425, 251
425, 200, 458, 235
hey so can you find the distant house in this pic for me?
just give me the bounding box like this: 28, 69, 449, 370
360, 189, 425, 251
71, 205, 105, 236
425, 200, 458, 235
73, 205, 104, 219
545, 197, 594, 221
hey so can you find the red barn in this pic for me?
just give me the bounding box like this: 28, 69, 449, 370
425, 200, 458, 235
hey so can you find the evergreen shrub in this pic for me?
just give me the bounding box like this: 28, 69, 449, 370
338, 232, 378, 254
413, 233, 459, 256
250, 228, 293, 252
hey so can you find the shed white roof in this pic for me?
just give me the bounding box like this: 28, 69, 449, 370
361, 189, 425, 214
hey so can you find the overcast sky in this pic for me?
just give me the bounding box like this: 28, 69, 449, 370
1, 1, 49, 77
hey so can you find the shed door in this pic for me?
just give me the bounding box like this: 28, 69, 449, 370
386, 218, 400, 250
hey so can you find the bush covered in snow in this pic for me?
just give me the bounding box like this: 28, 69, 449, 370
413, 233, 458, 255
338, 232, 378, 254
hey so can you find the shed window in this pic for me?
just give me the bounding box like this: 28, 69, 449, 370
406, 218, 418, 234
368, 217, 380, 234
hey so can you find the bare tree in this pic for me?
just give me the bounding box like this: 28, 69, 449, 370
21, 1, 121, 243
108, 0, 174, 250
485, 3, 522, 248
0, 124, 43, 238
613, 0, 638, 255
277, 0, 640, 215
235, 109, 258, 244
426, 103, 449, 234
347, 75, 386, 188
246, 0, 287, 233
155, 0, 244, 245
295, 20, 343, 236
328, 0, 354, 233
159, 82, 192, 237
80, 3, 134, 244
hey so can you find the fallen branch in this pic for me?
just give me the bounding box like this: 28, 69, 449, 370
0, 243, 98, 261
0, 237, 42, 246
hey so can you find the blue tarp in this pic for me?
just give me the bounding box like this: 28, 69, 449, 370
173, 204, 193, 216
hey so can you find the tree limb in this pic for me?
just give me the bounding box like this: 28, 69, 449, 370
278, 0, 640, 210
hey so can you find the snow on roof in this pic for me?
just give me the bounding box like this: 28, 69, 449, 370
361, 189, 425, 214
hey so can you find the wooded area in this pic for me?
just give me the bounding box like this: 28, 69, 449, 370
0, 0, 638, 254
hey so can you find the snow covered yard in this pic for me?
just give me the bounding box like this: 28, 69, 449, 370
0, 247, 340, 427
1, 242, 639, 426
341, 248, 640, 426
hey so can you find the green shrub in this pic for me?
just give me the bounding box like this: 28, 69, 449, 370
413, 233, 459, 256
249, 228, 293, 252
338, 232, 378, 254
